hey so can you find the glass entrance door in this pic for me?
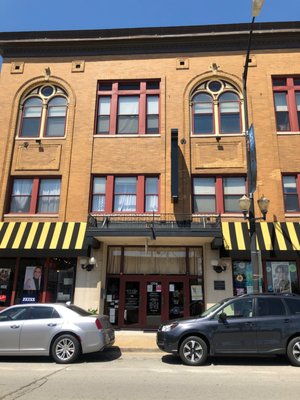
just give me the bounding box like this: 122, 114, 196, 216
146, 281, 162, 326
124, 281, 140, 325
168, 281, 184, 320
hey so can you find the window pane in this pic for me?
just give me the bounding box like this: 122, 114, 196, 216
38, 179, 60, 213
194, 196, 216, 213
296, 92, 300, 128
20, 118, 41, 137
194, 115, 213, 134
92, 195, 106, 212
224, 177, 245, 194
146, 81, 160, 90
283, 176, 297, 193
274, 92, 288, 111
97, 116, 110, 134
146, 177, 158, 194
224, 196, 242, 213
220, 114, 240, 133
117, 116, 138, 134
285, 195, 300, 212
48, 97, 67, 107
118, 82, 140, 90
276, 112, 290, 131
272, 78, 286, 86
45, 117, 65, 137
146, 115, 159, 133
94, 177, 106, 193
24, 107, 42, 118
219, 92, 239, 101
118, 97, 139, 114
146, 196, 158, 212
99, 97, 111, 114
194, 178, 215, 195
220, 102, 239, 113
114, 178, 136, 211
10, 179, 33, 213
194, 102, 213, 114
147, 96, 158, 114
115, 177, 136, 194
193, 93, 212, 102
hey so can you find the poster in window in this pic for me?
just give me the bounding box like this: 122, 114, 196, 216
0, 268, 11, 289
23, 266, 42, 291
271, 262, 292, 293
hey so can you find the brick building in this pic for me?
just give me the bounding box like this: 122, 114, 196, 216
0, 22, 299, 328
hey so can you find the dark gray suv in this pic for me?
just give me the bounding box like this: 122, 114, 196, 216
157, 294, 300, 366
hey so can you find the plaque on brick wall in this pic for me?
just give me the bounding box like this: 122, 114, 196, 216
214, 280, 226, 290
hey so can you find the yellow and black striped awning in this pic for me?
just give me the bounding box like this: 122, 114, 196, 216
0, 222, 87, 256
222, 222, 300, 252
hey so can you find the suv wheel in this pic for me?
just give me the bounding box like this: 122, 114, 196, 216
51, 334, 81, 364
287, 337, 300, 367
179, 336, 208, 366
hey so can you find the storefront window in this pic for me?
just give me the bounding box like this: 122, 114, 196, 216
266, 261, 299, 294
47, 258, 76, 303
233, 261, 262, 295
188, 248, 203, 275
0, 259, 15, 307
107, 247, 122, 274
15, 258, 45, 304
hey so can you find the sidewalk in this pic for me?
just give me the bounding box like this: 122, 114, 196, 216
114, 330, 160, 352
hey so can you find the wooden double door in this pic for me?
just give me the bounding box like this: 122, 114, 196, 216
106, 275, 198, 329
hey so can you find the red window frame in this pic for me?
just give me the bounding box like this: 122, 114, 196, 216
282, 174, 300, 213
91, 175, 159, 213
9, 177, 61, 214
273, 77, 300, 132
192, 176, 246, 214
95, 80, 160, 135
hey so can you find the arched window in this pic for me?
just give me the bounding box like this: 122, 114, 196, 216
219, 92, 241, 133
191, 79, 242, 135
19, 85, 68, 138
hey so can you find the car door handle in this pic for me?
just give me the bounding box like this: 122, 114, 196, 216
47, 323, 57, 327
244, 322, 255, 328
10, 325, 20, 329
284, 319, 291, 324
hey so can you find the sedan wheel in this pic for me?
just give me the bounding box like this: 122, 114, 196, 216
287, 337, 300, 367
179, 336, 208, 366
51, 334, 81, 364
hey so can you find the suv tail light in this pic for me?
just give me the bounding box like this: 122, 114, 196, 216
95, 319, 103, 330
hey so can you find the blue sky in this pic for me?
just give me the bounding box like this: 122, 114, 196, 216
0, 0, 299, 32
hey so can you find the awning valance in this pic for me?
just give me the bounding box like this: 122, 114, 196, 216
222, 222, 300, 252
0, 222, 87, 257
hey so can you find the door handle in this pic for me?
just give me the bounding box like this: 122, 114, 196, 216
10, 325, 20, 329
284, 319, 290, 324
244, 322, 255, 328
47, 323, 57, 327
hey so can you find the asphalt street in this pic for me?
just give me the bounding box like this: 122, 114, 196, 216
0, 348, 299, 400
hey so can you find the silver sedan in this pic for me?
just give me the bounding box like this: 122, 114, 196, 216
0, 303, 115, 363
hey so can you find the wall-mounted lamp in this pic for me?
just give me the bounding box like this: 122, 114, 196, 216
23, 142, 29, 148
211, 259, 227, 273
80, 256, 97, 272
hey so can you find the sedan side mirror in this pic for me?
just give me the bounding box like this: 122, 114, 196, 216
218, 312, 227, 323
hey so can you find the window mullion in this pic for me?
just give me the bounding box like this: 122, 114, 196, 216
106, 176, 114, 213
215, 177, 223, 213
40, 104, 47, 138
213, 100, 219, 135
30, 178, 40, 214
287, 87, 298, 131
110, 93, 118, 135
136, 176, 145, 212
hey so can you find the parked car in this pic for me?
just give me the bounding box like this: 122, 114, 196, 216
157, 293, 300, 366
0, 303, 115, 363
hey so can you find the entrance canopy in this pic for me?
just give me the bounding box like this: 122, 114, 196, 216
0, 222, 87, 257
222, 222, 300, 253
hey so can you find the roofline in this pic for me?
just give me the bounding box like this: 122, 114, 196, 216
1, 21, 300, 58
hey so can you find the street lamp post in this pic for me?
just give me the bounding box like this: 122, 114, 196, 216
242, 0, 265, 293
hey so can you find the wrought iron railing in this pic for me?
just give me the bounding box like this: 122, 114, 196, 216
87, 213, 221, 229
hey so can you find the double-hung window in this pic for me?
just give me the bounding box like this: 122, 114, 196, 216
282, 175, 300, 212
193, 176, 246, 214
19, 85, 68, 138
191, 79, 241, 135
9, 178, 61, 214
91, 176, 159, 213
273, 77, 300, 132
96, 80, 160, 135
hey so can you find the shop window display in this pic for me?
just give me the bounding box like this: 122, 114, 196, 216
233, 261, 262, 295
0, 259, 15, 307
266, 261, 299, 294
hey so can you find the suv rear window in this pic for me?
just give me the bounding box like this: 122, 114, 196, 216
257, 298, 286, 316
285, 298, 300, 315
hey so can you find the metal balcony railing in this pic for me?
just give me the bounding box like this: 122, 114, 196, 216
87, 213, 221, 230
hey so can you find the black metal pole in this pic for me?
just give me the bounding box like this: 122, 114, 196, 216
243, 16, 260, 294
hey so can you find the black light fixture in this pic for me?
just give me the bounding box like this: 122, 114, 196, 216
211, 259, 227, 273
239, 194, 270, 220
80, 256, 97, 272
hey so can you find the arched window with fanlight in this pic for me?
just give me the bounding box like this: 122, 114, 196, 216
18, 85, 68, 138
191, 79, 242, 135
